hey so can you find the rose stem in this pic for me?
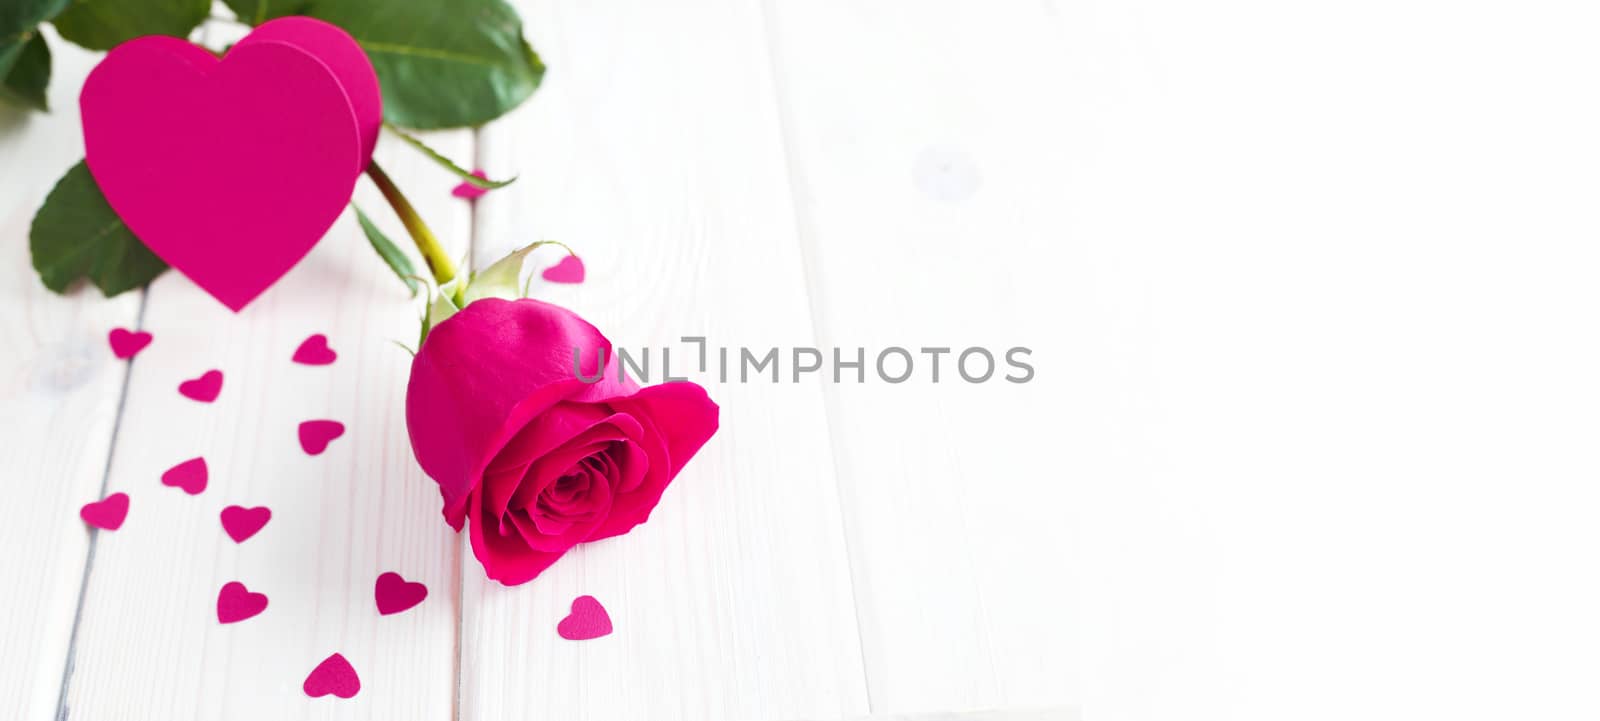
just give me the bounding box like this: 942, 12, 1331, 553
365, 161, 464, 303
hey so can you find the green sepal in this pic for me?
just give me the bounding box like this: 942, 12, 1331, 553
462, 240, 572, 306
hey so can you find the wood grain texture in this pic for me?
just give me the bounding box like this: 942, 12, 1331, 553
0, 32, 142, 721
1, 4, 1077, 720
54, 121, 474, 719
461, 1, 871, 720
760, 0, 1076, 712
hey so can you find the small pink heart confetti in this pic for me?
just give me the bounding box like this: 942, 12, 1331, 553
220, 505, 271, 543
374, 571, 428, 616
216, 581, 268, 624
80, 493, 129, 530
298, 420, 345, 455
541, 254, 585, 284
557, 595, 613, 640
292, 333, 337, 365
451, 170, 489, 200
303, 653, 360, 699
161, 457, 208, 495
178, 370, 223, 402
107, 328, 152, 359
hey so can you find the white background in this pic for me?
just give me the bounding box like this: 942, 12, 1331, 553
3, 0, 1600, 720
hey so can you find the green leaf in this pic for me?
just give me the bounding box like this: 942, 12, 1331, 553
384, 122, 515, 189
52, 0, 209, 52
0, 31, 51, 112
220, 0, 309, 25
30, 161, 168, 296
352, 204, 420, 295
0, 37, 24, 83
462, 240, 569, 306
0, 0, 69, 40
0, 0, 67, 104
303, 0, 544, 129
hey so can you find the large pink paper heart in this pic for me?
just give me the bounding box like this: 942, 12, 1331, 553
557, 595, 613, 640
298, 420, 345, 455
80, 493, 129, 531
220, 505, 271, 543
303, 653, 360, 699
374, 572, 428, 616
236, 17, 382, 168
81, 34, 362, 312
216, 581, 268, 624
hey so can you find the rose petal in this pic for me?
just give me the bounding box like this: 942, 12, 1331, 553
468, 490, 581, 584
426, 380, 579, 529
482, 463, 527, 537
538, 467, 610, 520
489, 402, 613, 473
528, 506, 577, 536
509, 479, 610, 552
507, 414, 642, 511
609, 382, 721, 478
586, 382, 720, 541
609, 438, 650, 495
545, 467, 591, 505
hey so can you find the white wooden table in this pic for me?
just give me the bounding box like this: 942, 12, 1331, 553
18, 0, 1599, 719
0, 1, 1073, 719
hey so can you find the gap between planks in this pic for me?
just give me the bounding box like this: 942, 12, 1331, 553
450, 125, 485, 721
53, 290, 148, 721
751, 0, 878, 713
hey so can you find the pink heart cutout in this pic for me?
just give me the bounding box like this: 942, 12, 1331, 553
374, 572, 428, 616
303, 653, 360, 699
557, 595, 613, 640
80, 493, 129, 530
178, 370, 223, 403
81, 32, 364, 311
108, 328, 152, 359
452, 170, 490, 200
216, 581, 268, 624
541, 255, 586, 284
220, 505, 271, 543
298, 420, 345, 455
235, 17, 382, 168
161, 457, 208, 495
292, 333, 337, 365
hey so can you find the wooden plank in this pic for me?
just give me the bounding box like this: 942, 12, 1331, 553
55, 121, 475, 718
0, 32, 143, 721
760, 0, 1077, 713
461, 1, 871, 719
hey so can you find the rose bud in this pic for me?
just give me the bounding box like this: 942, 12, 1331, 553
407, 297, 718, 585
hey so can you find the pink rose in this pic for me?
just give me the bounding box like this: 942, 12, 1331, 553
406, 298, 719, 585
